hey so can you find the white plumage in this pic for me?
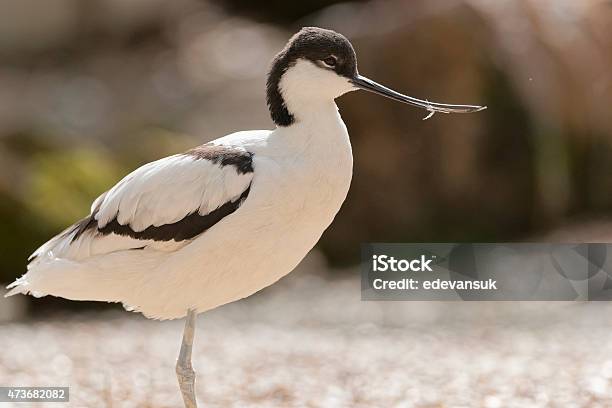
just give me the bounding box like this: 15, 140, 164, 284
97, 154, 251, 231
5, 27, 485, 407
5, 26, 484, 320
8, 117, 353, 319
30, 152, 253, 261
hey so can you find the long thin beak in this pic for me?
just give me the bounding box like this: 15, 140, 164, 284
351, 75, 486, 114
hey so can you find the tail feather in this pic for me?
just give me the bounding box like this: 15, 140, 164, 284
4, 280, 29, 297
6, 280, 19, 289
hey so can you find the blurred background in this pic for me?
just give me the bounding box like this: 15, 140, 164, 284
2, 0, 612, 406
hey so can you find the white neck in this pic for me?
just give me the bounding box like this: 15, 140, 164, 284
270, 102, 352, 172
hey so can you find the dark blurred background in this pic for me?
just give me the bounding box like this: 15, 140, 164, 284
2, 0, 612, 308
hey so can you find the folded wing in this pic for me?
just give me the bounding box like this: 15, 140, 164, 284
28, 144, 254, 264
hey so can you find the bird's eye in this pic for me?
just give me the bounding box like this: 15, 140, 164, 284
322, 57, 337, 67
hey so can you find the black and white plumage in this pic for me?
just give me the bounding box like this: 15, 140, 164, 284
7, 26, 484, 318
11, 141, 259, 318
5, 27, 484, 407
32, 144, 253, 257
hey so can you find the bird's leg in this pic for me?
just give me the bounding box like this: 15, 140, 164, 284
176, 308, 198, 408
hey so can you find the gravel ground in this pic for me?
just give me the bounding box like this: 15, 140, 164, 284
3, 255, 612, 407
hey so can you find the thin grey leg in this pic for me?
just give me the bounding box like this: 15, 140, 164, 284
176, 308, 198, 408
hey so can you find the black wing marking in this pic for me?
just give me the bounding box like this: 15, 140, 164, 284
72, 185, 250, 243
185, 144, 254, 174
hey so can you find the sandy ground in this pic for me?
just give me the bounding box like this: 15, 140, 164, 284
3, 256, 612, 407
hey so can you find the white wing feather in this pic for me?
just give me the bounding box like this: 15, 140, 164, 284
97, 154, 251, 231
28, 152, 253, 263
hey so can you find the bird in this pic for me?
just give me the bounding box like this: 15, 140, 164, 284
5, 27, 485, 407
